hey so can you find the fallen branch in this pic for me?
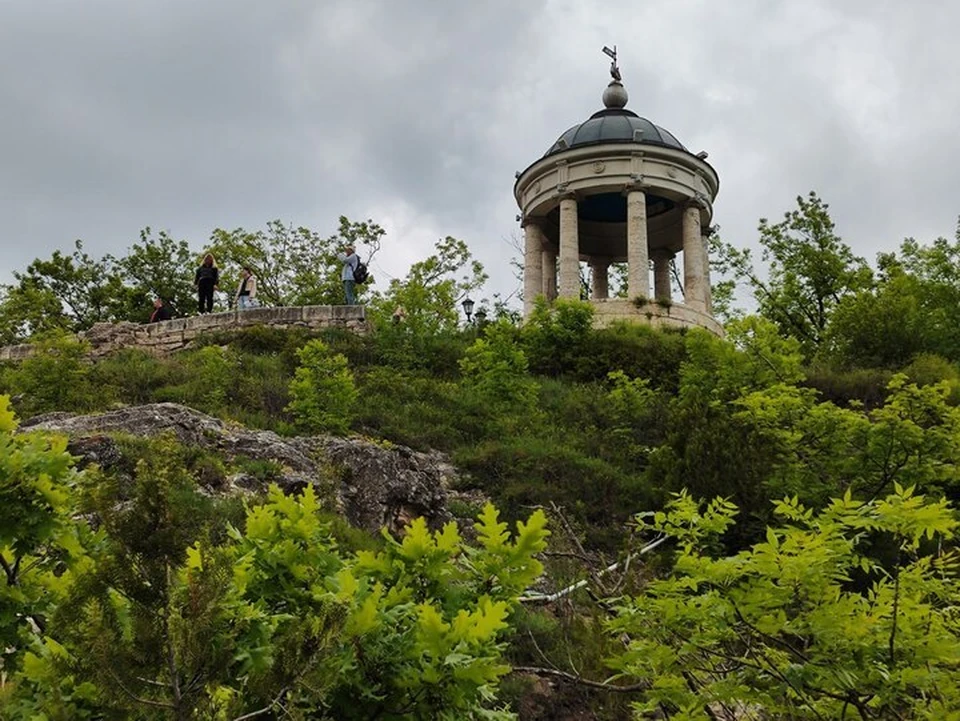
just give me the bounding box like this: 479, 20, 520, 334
520, 534, 667, 604
511, 665, 649, 693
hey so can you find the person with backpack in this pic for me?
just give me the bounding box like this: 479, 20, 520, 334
234, 266, 259, 310
337, 245, 361, 305
194, 253, 220, 313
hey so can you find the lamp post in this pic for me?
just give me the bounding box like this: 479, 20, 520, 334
461, 297, 475, 324
474, 307, 488, 325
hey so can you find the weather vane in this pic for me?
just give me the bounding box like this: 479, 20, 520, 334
602, 45, 621, 82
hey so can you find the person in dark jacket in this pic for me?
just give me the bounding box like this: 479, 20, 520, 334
149, 297, 172, 323
194, 253, 219, 313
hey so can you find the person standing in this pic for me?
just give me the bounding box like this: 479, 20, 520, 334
149, 297, 172, 323
337, 245, 359, 305
234, 266, 259, 310
194, 253, 219, 313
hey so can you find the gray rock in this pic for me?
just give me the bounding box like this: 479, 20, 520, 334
28, 403, 454, 534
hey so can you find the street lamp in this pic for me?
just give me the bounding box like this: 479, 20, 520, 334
474, 307, 488, 325
461, 297, 475, 324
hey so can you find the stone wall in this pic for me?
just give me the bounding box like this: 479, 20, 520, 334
0, 305, 368, 361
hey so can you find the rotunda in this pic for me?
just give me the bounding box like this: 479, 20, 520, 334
514, 54, 722, 335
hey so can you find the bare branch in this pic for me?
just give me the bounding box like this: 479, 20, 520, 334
107, 668, 176, 710
511, 665, 648, 693
520, 535, 667, 604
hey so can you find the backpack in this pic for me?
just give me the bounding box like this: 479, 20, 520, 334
353, 259, 369, 284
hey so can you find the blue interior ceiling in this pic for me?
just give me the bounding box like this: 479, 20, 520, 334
574, 192, 674, 223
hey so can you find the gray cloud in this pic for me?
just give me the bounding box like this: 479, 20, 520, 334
2, 0, 959, 306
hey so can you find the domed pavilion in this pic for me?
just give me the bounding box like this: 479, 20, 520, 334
514, 51, 721, 334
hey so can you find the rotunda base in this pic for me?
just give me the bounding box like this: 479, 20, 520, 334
589, 298, 723, 336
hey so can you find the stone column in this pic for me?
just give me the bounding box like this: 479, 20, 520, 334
542, 249, 557, 300
701, 227, 713, 314
626, 189, 650, 300
651, 249, 672, 302
682, 202, 706, 312
558, 196, 580, 299
523, 221, 545, 317
590, 261, 609, 300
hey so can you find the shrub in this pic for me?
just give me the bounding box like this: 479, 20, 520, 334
522, 298, 594, 377
287, 338, 357, 435
803, 364, 894, 409
90, 348, 182, 405
3, 334, 96, 416
454, 435, 653, 550
353, 366, 478, 450
459, 321, 539, 428
572, 322, 687, 388
901, 352, 960, 404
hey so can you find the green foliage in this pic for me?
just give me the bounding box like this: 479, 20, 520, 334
287, 338, 357, 434
5, 462, 549, 719
522, 297, 594, 377
112, 227, 197, 320
3, 240, 119, 333
653, 320, 960, 546
456, 435, 652, 551
803, 363, 894, 409
368, 235, 487, 337
459, 321, 539, 428
209, 217, 384, 307
0, 396, 85, 669
714, 192, 871, 358
571, 321, 687, 387
608, 487, 960, 719
0, 281, 68, 345
1, 333, 95, 416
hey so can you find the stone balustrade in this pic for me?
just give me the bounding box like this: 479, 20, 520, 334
0, 305, 367, 362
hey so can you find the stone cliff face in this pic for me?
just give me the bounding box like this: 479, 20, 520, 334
24, 403, 455, 534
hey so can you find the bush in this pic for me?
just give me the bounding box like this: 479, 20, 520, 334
572, 322, 687, 388
90, 348, 182, 405
522, 298, 594, 377
287, 338, 357, 435
900, 352, 960, 404
2, 334, 96, 416
454, 435, 653, 550
803, 364, 894, 409
459, 321, 540, 429
353, 366, 479, 450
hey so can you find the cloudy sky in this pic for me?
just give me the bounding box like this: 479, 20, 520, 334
2, 0, 958, 306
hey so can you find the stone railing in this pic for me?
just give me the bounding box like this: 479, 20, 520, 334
0, 305, 367, 361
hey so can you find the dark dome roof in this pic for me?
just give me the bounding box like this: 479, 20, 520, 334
545, 108, 686, 156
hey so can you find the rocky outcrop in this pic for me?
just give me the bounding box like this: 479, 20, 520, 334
24, 403, 454, 534
0, 305, 368, 361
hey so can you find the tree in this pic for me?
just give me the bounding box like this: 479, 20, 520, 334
111, 227, 198, 320
0, 395, 87, 670
608, 487, 960, 719
369, 235, 487, 335
208, 217, 384, 307
0, 281, 68, 344
0, 241, 122, 338
5, 435, 550, 719
827, 228, 960, 367
287, 338, 358, 434
714, 192, 871, 358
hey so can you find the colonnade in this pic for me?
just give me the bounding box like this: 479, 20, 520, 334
523, 190, 713, 316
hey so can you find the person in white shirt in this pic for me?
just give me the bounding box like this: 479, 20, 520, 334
234, 266, 259, 310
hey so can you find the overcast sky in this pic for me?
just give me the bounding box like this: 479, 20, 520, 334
2, 0, 958, 307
